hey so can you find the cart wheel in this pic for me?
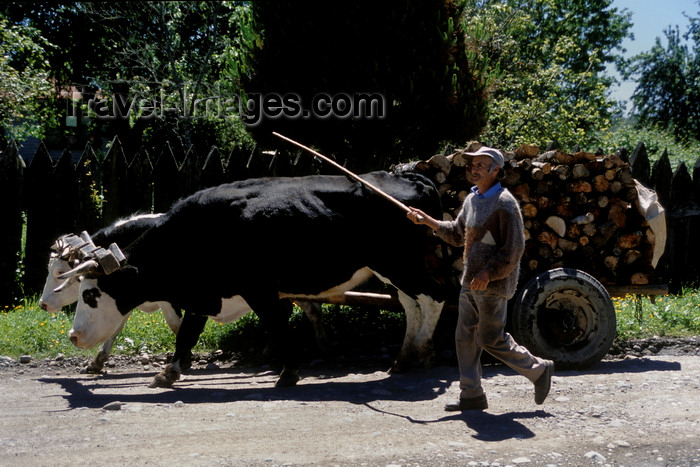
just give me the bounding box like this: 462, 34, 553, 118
511, 268, 616, 369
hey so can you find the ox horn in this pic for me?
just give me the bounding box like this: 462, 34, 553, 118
57, 259, 101, 281
53, 276, 78, 294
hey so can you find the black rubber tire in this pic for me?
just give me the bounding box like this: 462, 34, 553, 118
511, 268, 616, 369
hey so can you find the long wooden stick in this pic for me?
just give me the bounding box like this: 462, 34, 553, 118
273, 132, 411, 213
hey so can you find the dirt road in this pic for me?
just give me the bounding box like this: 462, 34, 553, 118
1, 346, 699, 466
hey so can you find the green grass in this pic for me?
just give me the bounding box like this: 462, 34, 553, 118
0, 297, 231, 359
0, 298, 407, 360
613, 287, 700, 340
1, 292, 698, 360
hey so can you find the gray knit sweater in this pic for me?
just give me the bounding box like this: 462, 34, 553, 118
435, 186, 525, 299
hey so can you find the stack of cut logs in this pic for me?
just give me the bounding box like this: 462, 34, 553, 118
393, 142, 659, 288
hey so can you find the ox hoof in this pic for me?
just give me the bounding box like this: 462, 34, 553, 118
148, 366, 181, 388
148, 375, 175, 388
275, 371, 300, 388
85, 364, 104, 374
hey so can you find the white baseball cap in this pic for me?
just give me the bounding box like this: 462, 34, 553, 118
464, 146, 505, 168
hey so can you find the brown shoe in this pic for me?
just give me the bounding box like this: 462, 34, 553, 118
444, 394, 488, 411
534, 360, 554, 405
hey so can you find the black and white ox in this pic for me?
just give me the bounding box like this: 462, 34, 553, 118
59, 171, 447, 388
39, 213, 183, 373
41, 214, 326, 374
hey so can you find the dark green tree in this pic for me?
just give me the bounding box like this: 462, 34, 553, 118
228, 0, 492, 170
623, 3, 700, 143
1, 3, 108, 88
464, 0, 632, 150
2, 2, 253, 154
0, 16, 55, 140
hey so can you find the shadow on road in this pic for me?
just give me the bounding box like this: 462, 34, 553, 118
360, 399, 553, 441
36, 355, 682, 413
559, 356, 682, 375
37, 364, 458, 410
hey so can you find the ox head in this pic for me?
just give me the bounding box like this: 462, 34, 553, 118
53, 236, 136, 349
40, 257, 78, 313
39, 232, 95, 312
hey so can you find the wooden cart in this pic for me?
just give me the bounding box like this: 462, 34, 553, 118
315, 270, 668, 369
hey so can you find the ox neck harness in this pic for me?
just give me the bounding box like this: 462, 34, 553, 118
52, 232, 127, 275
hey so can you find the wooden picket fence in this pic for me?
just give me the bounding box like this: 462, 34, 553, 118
0, 136, 698, 306
0, 136, 323, 305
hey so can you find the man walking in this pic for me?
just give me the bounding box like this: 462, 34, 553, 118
407, 146, 553, 411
